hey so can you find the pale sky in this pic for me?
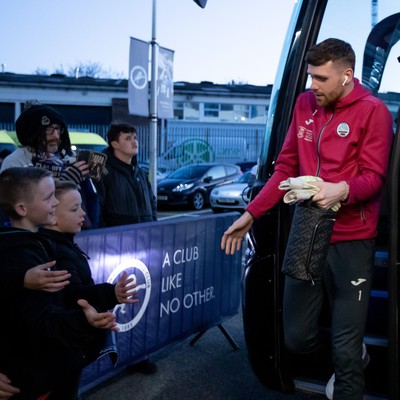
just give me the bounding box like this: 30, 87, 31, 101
0, 0, 295, 85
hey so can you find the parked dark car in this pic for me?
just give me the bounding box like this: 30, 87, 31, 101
157, 163, 242, 210
139, 162, 168, 182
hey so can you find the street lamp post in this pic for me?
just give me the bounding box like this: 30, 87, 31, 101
148, 0, 207, 193
149, 0, 159, 194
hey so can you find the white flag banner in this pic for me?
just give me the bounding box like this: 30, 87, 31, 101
157, 46, 174, 119
128, 37, 149, 117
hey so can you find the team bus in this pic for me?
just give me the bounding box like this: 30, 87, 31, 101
230, 1, 400, 399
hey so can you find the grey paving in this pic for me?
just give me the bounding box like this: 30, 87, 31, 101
82, 309, 326, 400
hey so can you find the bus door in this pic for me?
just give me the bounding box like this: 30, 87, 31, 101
243, 1, 400, 398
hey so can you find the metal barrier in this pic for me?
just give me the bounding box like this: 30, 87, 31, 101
76, 213, 243, 392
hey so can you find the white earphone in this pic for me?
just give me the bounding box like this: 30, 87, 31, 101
342, 76, 348, 86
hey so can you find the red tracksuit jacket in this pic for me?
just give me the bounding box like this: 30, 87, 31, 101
247, 79, 393, 243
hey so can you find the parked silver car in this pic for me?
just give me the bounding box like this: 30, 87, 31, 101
157, 163, 242, 210
210, 167, 256, 212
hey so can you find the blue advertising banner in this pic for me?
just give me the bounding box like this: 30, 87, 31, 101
76, 213, 242, 392
158, 46, 174, 119
128, 37, 149, 117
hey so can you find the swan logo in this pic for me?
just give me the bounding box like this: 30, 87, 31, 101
337, 122, 350, 138
130, 65, 148, 90
107, 259, 152, 332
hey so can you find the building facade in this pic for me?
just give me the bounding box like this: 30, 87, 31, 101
0, 73, 272, 169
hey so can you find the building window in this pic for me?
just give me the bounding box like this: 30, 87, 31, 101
204, 103, 219, 119
184, 102, 200, 120
174, 101, 267, 123
233, 104, 250, 122
220, 104, 234, 122
249, 105, 267, 122
174, 102, 184, 120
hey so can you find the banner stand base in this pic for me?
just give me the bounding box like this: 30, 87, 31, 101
189, 323, 239, 350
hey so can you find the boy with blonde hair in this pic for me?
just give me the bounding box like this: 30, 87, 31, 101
0, 167, 118, 399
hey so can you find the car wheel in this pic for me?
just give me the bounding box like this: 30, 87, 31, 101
192, 191, 205, 210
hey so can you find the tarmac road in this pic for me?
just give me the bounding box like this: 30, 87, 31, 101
82, 308, 326, 400
80, 208, 382, 400
81, 208, 327, 400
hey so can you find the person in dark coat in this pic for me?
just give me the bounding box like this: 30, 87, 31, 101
40, 180, 139, 369
96, 122, 158, 375
40, 179, 137, 312
96, 122, 157, 227
0, 101, 100, 229
0, 167, 118, 400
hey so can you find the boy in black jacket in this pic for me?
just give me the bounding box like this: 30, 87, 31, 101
0, 167, 119, 400
97, 123, 157, 226
40, 180, 139, 362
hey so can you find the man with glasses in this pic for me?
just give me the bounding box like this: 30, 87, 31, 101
0, 102, 99, 228
1, 102, 88, 182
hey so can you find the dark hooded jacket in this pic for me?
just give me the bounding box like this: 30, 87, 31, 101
39, 228, 118, 311
0, 227, 104, 396
96, 148, 157, 227
0, 104, 100, 228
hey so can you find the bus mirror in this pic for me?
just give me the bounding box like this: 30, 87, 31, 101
193, 0, 207, 8
362, 13, 400, 92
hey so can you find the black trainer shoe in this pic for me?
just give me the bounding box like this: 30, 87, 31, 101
325, 343, 370, 400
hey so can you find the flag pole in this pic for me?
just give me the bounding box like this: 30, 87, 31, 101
149, 0, 158, 194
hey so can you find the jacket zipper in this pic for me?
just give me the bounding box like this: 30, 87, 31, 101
313, 110, 366, 225
360, 203, 366, 223
315, 111, 334, 177
305, 216, 336, 286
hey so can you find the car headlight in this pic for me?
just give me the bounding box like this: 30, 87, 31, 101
172, 183, 194, 192
212, 190, 219, 195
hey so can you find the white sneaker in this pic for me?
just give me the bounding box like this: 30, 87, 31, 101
325, 343, 370, 399
325, 373, 335, 400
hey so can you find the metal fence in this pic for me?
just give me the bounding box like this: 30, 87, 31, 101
0, 121, 266, 171
135, 121, 265, 171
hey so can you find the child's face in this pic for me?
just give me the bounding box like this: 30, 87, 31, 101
24, 176, 58, 231
52, 189, 86, 234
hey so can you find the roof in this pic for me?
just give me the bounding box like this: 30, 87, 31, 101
0, 72, 272, 98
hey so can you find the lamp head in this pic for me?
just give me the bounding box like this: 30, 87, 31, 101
193, 0, 207, 8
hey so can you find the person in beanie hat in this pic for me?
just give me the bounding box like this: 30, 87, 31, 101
15, 103, 71, 156
1, 101, 100, 228
1, 102, 86, 183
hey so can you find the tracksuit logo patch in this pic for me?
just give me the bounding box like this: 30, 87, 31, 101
337, 122, 350, 137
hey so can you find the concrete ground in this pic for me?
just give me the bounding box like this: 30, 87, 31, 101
81, 309, 326, 400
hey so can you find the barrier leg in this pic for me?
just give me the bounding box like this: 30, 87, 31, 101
218, 323, 239, 350
189, 323, 239, 350
189, 329, 207, 346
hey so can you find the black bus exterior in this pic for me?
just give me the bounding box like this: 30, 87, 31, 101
240, 1, 400, 399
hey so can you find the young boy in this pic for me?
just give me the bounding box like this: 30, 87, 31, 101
41, 179, 136, 305
40, 180, 138, 363
0, 167, 118, 400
